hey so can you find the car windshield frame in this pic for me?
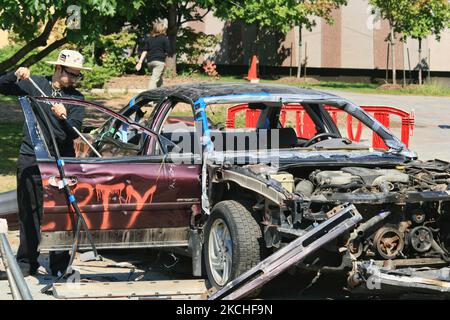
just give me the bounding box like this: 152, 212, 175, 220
20, 96, 164, 160
188, 94, 408, 154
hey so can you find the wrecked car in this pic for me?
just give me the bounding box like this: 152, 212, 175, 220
18, 83, 450, 292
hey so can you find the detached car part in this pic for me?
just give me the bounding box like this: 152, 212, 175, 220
209, 203, 362, 300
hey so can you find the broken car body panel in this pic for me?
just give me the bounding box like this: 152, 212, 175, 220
18, 83, 450, 293
19, 96, 201, 250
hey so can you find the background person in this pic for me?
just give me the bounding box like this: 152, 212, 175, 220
0, 49, 91, 277
135, 22, 172, 89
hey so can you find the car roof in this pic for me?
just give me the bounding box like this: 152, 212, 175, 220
133, 82, 342, 105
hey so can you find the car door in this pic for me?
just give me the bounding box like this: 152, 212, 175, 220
19, 96, 201, 251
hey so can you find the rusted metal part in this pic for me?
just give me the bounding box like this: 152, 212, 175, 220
188, 229, 202, 276
351, 262, 450, 295
201, 155, 211, 215
39, 227, 190, 252
373, 227, 405, 260
208, 203, 362, 300
312, 190, 450, 205
212, 167, 291, 206
369, 258, 448, 269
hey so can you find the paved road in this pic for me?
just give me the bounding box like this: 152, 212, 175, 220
323, 90, 450, 161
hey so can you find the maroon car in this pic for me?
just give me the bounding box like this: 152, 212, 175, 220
16, 83, 450, 291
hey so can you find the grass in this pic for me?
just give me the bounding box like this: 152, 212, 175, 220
0, 175, 16, 193
305, 81, 379, 92
386, 83, 450, 96
0, 95, 20, 106
306, 81, 450, 96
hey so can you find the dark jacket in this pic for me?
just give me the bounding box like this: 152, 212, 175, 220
143, 35, 172, 63
0, 72, 85, 157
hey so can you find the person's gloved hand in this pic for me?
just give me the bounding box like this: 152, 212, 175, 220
15, 67, 31, 80
51, 103, 67, 119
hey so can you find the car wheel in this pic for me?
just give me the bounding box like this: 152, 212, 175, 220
204, 200, 263, 290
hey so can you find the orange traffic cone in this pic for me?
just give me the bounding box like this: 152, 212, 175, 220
245, 55, 259, 83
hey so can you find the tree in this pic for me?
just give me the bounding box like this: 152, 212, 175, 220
369, 0, 406, 85
166, 1, 214, 73
0, 0, 144, 73
400, 0, 450, 84
137, 1, 349, 75
369, 0, 450, 85
209, 0, 348, 78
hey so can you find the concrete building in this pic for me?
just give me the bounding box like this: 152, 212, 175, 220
187, 0, 450, 81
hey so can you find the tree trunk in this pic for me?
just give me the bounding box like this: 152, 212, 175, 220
255, 25, 261, 56
255, 25, 262, 76
296, 25, 302, 78
402, 41, 406, 87
166, 3, 178, 75
19, 37, 68, 69
418, 38, 423, 85
390, 27, 396, 85
304, 42, 308, 80
0, 16, 59, 73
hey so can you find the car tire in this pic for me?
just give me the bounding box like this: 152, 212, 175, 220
203, 200, 264, 290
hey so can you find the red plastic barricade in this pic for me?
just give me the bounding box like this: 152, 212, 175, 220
226, 104, 415, 150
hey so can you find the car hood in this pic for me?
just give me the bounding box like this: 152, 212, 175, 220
206, 148, 410, 167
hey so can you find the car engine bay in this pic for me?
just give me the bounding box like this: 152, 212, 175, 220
213, 159, 450, 273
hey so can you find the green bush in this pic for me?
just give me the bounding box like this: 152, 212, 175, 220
79, 64, 116, 90
95, 32, 137, 74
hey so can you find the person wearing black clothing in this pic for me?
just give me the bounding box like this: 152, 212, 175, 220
136, 22, 172, 89
0, 49, 91, 277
